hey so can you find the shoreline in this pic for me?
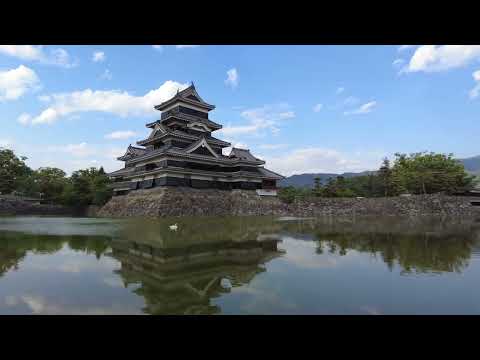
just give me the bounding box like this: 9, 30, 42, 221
3, 189, 478, 219
97, 187, 480, 219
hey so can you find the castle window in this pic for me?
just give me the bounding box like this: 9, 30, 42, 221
145, 163, 157, 171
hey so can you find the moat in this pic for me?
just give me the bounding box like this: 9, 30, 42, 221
1, 215, 480, 315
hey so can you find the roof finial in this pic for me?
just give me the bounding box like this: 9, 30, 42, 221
190, 80, 195, 88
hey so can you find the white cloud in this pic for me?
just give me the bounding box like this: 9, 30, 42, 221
398, 45, 415, 52
47, 142, 97, 158
392, 58, 405, 67
221, 141, 249, 156
404, 45, 480, 73
10, 141, 126, 175
469, 69, 480, 99
17, 295, 136, 315
0, 45, 44, 60
280, 236, 340, 269
0, 138, 13, 148
219, 104, 295, 137
343, 96, 359, 106
259, 143, 289, 150
344, 101, 377, 115
152, 45, 199, 52
0, 45, 77, 68
336, 87, 345, 94
0, 65, 40, 101
50, 48, 77, 68
17, 113, 32, 125
100, 69, 112, 80
473, 70, 480, 81
104, 147, 125, 159
219, 124, 260, 137
104, 130, 137, 140
22, 80, 188, 125
313, 103, 323, 112
38, 94, 51, 102
92, 51, 106, 62
175, 45, 200, 49
278, 111, 295, 119
225, 68, 239, 88
262, 147, 382, 176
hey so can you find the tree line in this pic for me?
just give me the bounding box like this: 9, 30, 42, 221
0, 148, 112, 207
279, 152, 478, 203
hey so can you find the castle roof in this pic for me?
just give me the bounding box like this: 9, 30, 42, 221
146, 113, 222, 130
117, 145, 147, 161
228, 148, 262, 162
137, 125, 230, 147
154, 84, 215, 112
257, 167, 285, 180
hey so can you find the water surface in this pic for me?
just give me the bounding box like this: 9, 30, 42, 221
1, 215, 479, 315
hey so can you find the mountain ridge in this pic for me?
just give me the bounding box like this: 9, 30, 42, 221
279, 155, 480, 188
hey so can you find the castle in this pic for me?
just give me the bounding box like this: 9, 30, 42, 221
108, 84, 284, 196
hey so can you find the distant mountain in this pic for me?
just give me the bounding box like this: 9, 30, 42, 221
459, 155, 480, 176
279, 155, 480, 188
279, 171, 375, 188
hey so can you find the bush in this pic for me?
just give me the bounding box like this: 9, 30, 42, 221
278, 186, 310, 204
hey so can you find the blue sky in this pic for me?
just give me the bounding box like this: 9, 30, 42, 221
1, 45, 479, 176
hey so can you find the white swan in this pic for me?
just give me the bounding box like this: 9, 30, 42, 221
169, 223, 178, 231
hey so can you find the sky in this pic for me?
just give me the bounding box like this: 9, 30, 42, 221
0, 45, 479, 176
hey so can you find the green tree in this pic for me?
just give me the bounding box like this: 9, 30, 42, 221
278, 186, 311, 204
0, 148, 32, 195
378, 158, 393, 197
392, 152, 474, 194
92, 167, 113, 205
34, 167, 68, 201
61, 167, 112, 207
322, 177, 338, 197
313, 176, 323, 197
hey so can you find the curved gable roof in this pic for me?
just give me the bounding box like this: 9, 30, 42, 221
154, 84, 215, 111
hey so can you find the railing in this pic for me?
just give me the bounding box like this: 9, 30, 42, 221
161, 109, 217, 126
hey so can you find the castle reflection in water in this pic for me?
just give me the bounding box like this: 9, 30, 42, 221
1, 216, 480, 314
105, 216, 480, 314
108, 218, 285, 315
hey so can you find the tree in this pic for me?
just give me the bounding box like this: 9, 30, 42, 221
313, 176, 322, 197
61, 167, 112, 207
322, 177, 338, 197
391, 152, 474, 194
320, 176, 356, 198
378, 158, 393, 197
278, 186, 311, 203
92, 169, 113, 205
34, 167, 68, 201
0, 148, 32, 195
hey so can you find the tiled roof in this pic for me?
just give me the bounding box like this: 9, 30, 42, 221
154, 84, 215, 111
257, 167, 285, 180
117, 145, 147, 160
146, 113, 222, 130
122, 144, 263, 166
137, 127, 230, 147
107, 167, 134, 177
129, 146, 147, 156
229, 148, 262, 162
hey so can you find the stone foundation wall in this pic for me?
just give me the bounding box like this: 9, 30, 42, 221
98, 187, 480, 218
0, 197, 72, 216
